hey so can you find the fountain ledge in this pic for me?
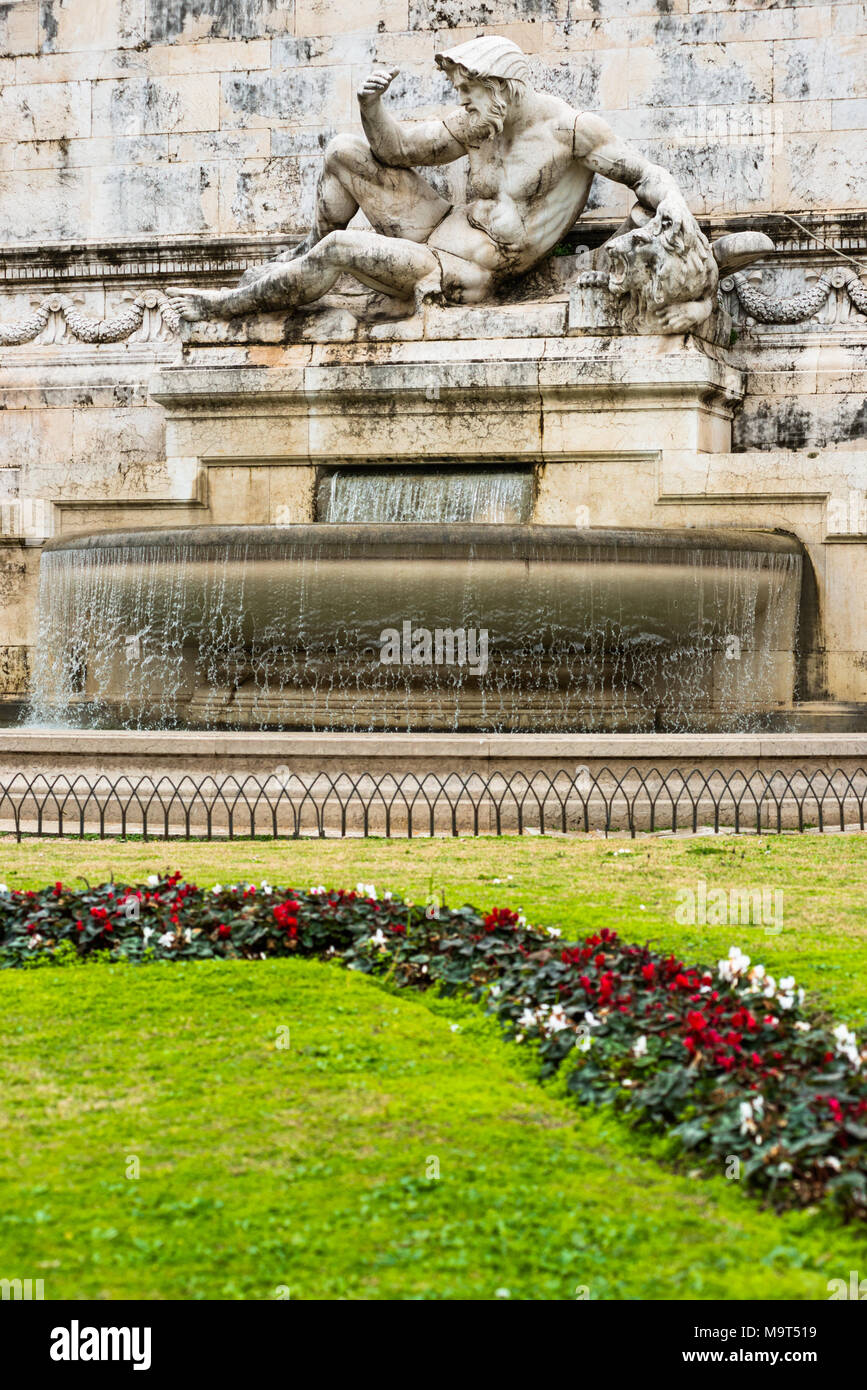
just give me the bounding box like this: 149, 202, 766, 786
3, 731, 867, 781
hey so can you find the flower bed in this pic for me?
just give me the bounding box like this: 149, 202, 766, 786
1, 874, 865, 1219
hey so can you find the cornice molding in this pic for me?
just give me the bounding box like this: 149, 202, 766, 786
0, 214, 864, 288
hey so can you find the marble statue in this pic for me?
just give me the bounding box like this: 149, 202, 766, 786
170, 35, 760, 334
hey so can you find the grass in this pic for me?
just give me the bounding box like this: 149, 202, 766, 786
2, 956, 866, 1301
2, 833, 866, 1299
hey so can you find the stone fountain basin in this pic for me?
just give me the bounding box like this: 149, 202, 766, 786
43, 523, 802, 652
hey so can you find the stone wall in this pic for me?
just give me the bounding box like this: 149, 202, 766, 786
0, 1, 864, 239
0, 1, 865, 720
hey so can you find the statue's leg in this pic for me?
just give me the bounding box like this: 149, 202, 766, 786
235, 136, 451, 291
170, 231, 442, 321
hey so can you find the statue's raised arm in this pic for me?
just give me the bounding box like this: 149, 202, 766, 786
356, 68, 467, 168
170, 35, 769, 333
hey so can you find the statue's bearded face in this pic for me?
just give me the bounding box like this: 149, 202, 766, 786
450, 72, 514, 138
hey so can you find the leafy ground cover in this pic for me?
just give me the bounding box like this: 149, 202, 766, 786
2, 835, 866, 1299
2, 957, 866, 1300
2, 875, 865, 1218
3, 833, 866, 1016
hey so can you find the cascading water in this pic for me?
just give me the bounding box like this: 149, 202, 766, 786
26, 516, 803, 734
318, 467, 532, 523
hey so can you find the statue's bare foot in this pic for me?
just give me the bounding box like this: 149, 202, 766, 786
168, 290, 225, 322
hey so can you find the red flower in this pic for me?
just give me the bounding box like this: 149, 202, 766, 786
218, 925, 231, 938
641, 963, 655, 983
273, 902, 300, 929
686, 1010, 707, 1033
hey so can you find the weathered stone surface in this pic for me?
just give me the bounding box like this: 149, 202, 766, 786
0, 1, 860, 240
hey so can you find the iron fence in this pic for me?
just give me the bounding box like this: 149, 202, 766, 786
1, 767, 866, 840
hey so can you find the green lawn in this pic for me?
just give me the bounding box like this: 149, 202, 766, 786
2, 833, 866, 1300
2, 957, 866, 1301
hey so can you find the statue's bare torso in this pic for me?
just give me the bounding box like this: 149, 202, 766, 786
439, 95, 595, 274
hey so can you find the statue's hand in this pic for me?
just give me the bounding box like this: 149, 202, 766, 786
358, 69, 399, 109
655, 193, 694, 242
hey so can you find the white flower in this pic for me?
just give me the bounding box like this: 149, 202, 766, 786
751, 964, 766, 981
545, 1006, 569, 1034
142, 927, 154, 942
739, 1096, 762, 1136
576, 1034, 593, 1053
356, 882, 377, 898
777, 1161, 793, 1177
260, 881, 273, 896
518, 1008, 537, 1029
825, 1156, 842, 1172
211, 884, 223, 895
26, 933, 42, 949
449, 1023, 461, 1033
794, 1021, 811, 1032
832, 1023, 861, 1070
718, 945, 750, 983
633, 1035, 648, 1058
584, 1012, 599, 1029
369, 929, 387, 949
309, 885, 327, 896
489, 985, 501, 998
639, 904, 646, 912
147, 874, 159, 887
778, 993, 794, 1011
495, 1288, 511, 1299
547, 927, 561, 938
779, 976, 795, 993
0, 883, 8, 895
383, 890, 392, 901
183, 928, 192, 943
158, 931, 175, 948
762, 977, 777, 999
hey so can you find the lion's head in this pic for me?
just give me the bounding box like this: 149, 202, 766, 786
603, 209, 719, 333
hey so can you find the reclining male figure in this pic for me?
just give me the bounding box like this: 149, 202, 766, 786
171, 36, 714, 332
